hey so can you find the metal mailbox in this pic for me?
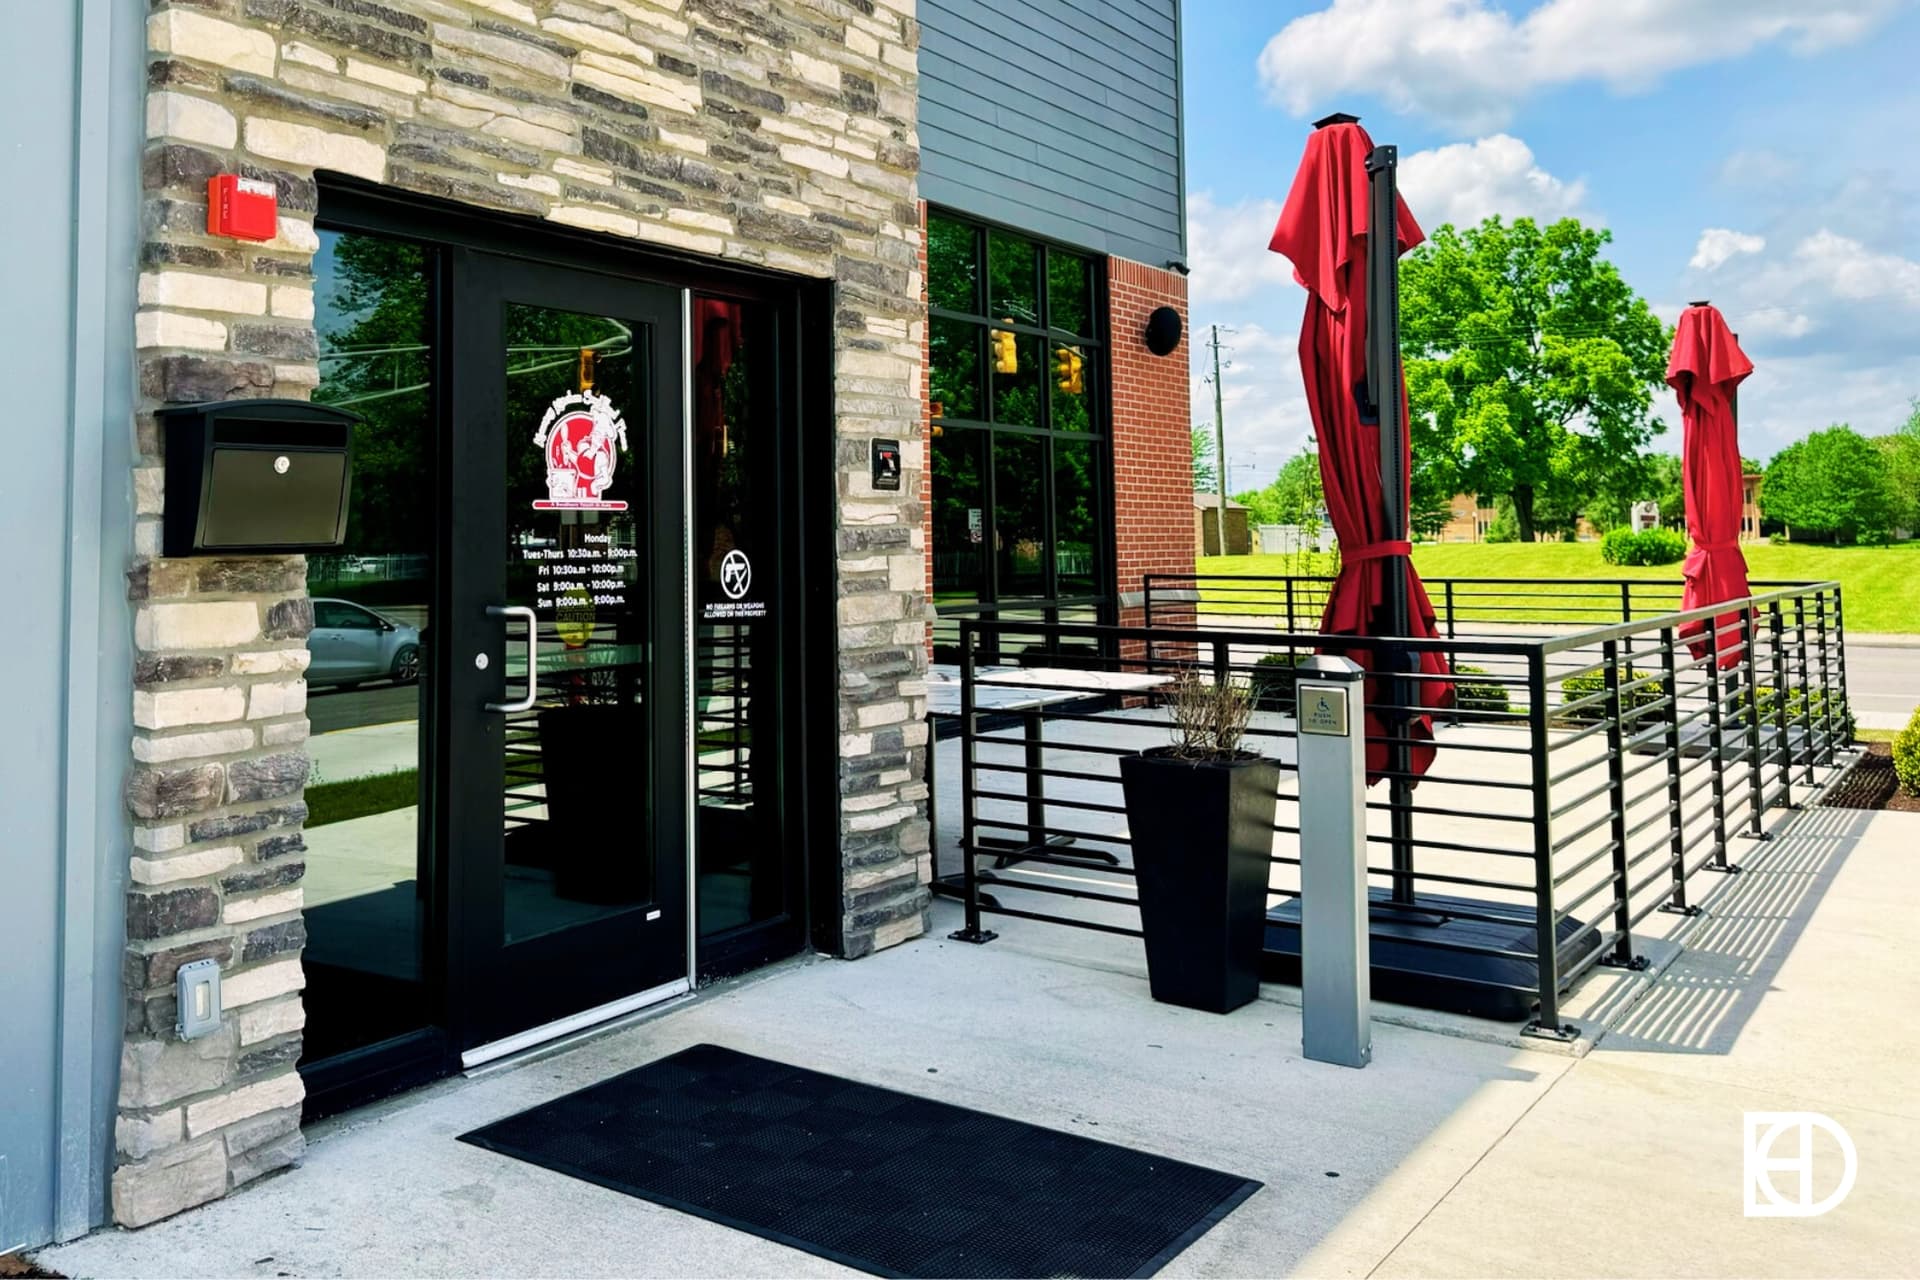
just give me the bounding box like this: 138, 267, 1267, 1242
160, 398, 359, 556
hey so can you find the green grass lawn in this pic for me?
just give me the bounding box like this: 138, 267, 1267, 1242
306, 768, 420, 828
1196, 540, 1920, 633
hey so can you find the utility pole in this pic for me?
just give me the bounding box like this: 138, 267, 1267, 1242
1208, 324, 1229, 555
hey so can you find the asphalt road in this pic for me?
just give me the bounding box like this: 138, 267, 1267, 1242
1844, 639, 1920, 730
308, 680, 423, 735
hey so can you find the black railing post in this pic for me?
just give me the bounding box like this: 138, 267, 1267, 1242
1815, 588, 1835, 766
950, 622, 996, 944
1600, 640, 1642, 967
1212, 636, 1230, 688
1794, 594, 1815, 787
1770, 600, 1795, 810
1658, 626, 1695, 915
1619, 582, 1634, 664
1285, 577, 1297, 632
1444, 580, 1456, 639
1740, 608, 1769, 840
1704, 619, 1734, 872
1523, 647, 1573, 1040
1833, 584, 1854, 748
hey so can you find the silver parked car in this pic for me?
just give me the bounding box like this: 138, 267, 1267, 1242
307, 598, 422, 688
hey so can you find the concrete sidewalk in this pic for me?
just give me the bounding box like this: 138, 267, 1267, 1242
41, 805, 1920, 1278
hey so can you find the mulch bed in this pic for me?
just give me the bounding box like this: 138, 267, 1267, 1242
1821, 742, 1920, 812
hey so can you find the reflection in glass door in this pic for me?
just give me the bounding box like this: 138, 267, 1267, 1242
498, 306, 653, 944
692, 296, 787, 937
303, 229, 436, 1070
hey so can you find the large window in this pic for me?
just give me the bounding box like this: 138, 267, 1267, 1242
927, 212, 1108, 660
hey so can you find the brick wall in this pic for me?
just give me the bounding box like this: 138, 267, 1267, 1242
1107, 257, 1194, 620
121, 0, 926, 1228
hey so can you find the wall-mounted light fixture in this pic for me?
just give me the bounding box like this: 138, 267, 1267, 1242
1144, 306, 1183, 357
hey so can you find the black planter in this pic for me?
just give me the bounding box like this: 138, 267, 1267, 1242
1118, 747, 1280, 1014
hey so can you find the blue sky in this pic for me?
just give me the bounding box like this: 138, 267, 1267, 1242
1182, 0, 1920, 491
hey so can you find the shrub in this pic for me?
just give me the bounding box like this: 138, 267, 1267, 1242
1165, 668, 1254, 760
1558, 667, 1662, 725
1734, 685, 1856, 742
1452, 663, 1512, 716
1249, 651, 1306, 711
1600, 527, 1689, 566
1894, 709, 1920, 797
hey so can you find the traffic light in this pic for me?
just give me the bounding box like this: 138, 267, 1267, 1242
1053, 345, 1083, 394
991, 327, 1018, 374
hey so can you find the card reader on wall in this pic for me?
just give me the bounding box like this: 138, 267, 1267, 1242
158, 398, 360, 556
871, 437, 902, 491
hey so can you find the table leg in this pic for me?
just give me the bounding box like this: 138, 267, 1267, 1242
982, 709, 1118, 870
925, 710, 1002, 907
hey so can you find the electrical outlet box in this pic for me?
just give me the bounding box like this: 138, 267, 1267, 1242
176, 957, 223, 1040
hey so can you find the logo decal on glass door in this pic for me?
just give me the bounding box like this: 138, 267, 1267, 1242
532, 385, 629, 512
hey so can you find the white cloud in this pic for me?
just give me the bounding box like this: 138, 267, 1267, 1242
1738, 306, 1816, 340
1258, 0, 1904, 130
1399, 134, 1594, 230
1689, 228, 1767, 271
1735, 351, 1920, 455
1187, 321, 1317, 487
1677, 225, 1920, 454
1703, 228, 1920, 345
1184, 193, 1293, 307
1718, 148, 1799, 189
1789, 229, 1920, 305
1189, 134, 1588, 308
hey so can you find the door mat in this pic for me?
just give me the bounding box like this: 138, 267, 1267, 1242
459, 1043, 1260, 1278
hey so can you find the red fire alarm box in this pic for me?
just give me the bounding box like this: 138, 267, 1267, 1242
207, 175, 278, 241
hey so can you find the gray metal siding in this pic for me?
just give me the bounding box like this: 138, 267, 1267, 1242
919, 0, 1185, 265
0, 0, 140, 1251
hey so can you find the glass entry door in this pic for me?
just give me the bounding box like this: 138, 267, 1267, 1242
447, 251, 688, 1053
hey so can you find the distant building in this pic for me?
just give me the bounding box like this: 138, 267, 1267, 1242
1195, 493, 1252, 556
1438, 493, 1497, 542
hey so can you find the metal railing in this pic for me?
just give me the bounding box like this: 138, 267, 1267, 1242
944, 580, 1853, 1037
1143, 571, 1834, 638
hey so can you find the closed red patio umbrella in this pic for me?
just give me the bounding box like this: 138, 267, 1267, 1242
1269, 116, 1453, 782
1667, 302, 1754, 668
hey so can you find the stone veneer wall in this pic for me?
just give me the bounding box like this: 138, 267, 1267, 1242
119, 0, 927, 1227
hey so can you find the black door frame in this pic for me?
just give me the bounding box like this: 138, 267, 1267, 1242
301, 180, 840, 1118
448, 249, 688, 1055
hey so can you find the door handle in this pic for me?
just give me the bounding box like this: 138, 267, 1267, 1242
485, 605, 538, 713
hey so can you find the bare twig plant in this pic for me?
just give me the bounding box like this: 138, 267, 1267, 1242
1165, 667, 1254, 760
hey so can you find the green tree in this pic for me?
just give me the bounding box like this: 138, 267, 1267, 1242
1401, 216, 1671, 541
1885, 398, 1920, 536
1589, 452, 1682, 532
1192, 427, 1217, 492
1762, 425, 1894, 544
313, 234, 433, 556
1235, 449, 1321, 527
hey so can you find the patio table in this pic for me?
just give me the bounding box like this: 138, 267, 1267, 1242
926, 664, 1170, 893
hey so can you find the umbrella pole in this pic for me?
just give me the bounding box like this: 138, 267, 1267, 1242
1367, 143, 1417, 907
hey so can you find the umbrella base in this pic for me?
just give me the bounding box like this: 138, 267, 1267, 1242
1263, 889, 1602, 1022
